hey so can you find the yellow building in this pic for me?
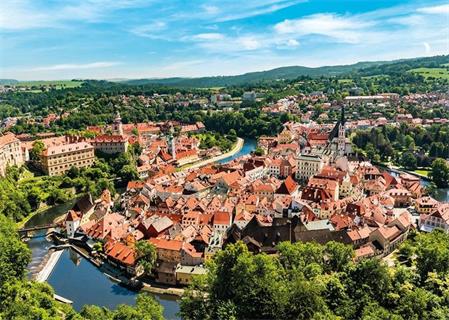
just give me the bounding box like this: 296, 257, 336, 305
0, 133, 24, 176
41, 142, 95, 176
175, 265, 207, 286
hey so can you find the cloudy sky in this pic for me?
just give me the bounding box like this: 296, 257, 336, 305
0, 0, 448, 80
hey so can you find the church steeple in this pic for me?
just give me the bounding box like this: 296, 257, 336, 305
337, 105, 346, 157
113, 111, 123, 136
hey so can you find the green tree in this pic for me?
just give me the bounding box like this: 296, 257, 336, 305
429, 158, 449, 188
135, 240, 157, 274
0, 215, 31, 286
119, 164, 139, 183
415, 230, 449, 281
324, 241, 354, 273
30, 140, 45, 161
400, 152, 417, 170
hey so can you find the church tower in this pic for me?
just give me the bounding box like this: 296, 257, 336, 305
112, 112, 123, 136
169, 125, 176, 160
337, 105, 346, 157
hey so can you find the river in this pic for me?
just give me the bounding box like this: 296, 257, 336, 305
26, 138, 258, 319
217, 138, 257, 163
387, 170, 449, 202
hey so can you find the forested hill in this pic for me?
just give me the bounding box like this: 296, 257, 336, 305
122, 55, 449, 87
122, 61, 383, 87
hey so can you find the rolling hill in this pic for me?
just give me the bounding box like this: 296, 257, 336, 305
120, 55, 449, 87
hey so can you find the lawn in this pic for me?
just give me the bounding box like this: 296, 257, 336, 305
414, 169, 430, 177
409, 67, 449, 80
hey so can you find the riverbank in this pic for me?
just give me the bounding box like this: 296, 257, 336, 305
19, 198, 78, 229
386, 164, 431, 181
182, 137, 244, 171
16, 205, 50, 229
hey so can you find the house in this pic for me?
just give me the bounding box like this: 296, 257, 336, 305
40, 141, 95, 176
415, 196, 439, 215
144, 216, 173, 238
212, 211, 232, 234
104, 241, 142, 276
149, 238, 183, 263
176, 265, 207, 286
420, 203, 449, 233
74, 194, 96, 225
154, 261, 178, 285
84, 213, 126, 241
0, 133, 24, 176
91, 135, 128, 154
369, 225, 406, 254
385, 188, 412, 207
65, 210, 81, 238
276, 175, 298, 196
216, 171, 242, 191
296, 154, 326, 182
181, 242, 203, 266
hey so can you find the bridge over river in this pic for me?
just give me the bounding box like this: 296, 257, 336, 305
19, 223, 57, 238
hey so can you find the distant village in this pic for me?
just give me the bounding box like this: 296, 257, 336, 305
1, 90, 449, 287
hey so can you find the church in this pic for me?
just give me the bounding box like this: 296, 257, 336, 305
328, 105, 353, 159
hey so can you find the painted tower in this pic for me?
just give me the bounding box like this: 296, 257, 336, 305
112, 111, 124, 136
337, 105, 346, 157
65, 210, 81, 238
169, 125, 176, 160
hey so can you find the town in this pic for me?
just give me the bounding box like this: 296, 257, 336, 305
2, 86, 448, 291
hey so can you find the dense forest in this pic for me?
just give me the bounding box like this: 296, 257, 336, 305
180, 231, 449, 320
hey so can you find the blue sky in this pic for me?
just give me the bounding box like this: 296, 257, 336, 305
0, 0, 448, 80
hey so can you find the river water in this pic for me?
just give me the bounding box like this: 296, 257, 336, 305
26, 138, 258, 320
217, 138, 257, 163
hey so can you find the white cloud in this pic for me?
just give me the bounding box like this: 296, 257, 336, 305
130, 21, 168, 38
286, 39, 299, 47
274, 13, 372, 44
215, 0, 306, 22
417, 4, 449, 14
423, 42, 431, 54
29, 61, 120, 71
237, 36, 262, 50
202, 5, 220, 15
0, 0, 153, 30
191, 33, 224, 41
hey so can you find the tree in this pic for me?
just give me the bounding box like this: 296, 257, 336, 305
397, 242, 415, 266
400, 152, 417, 170
324, 241, 354, 273
254, 147, 264, 156
0, 215, 31, 287
135, 240, 157, 274
429, 158, 449, 188
415, 230, 449, 281
119, 164, 139, 183
113, 294, 163, 320
80, 305, 112, 320
29, 140, 45, 161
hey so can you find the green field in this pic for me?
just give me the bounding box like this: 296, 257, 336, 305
414, 169, 430, 177
337, 79, 354, 84
361, 74, 390, 80
409, 67, 449, 79
16, 80, 84, 89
